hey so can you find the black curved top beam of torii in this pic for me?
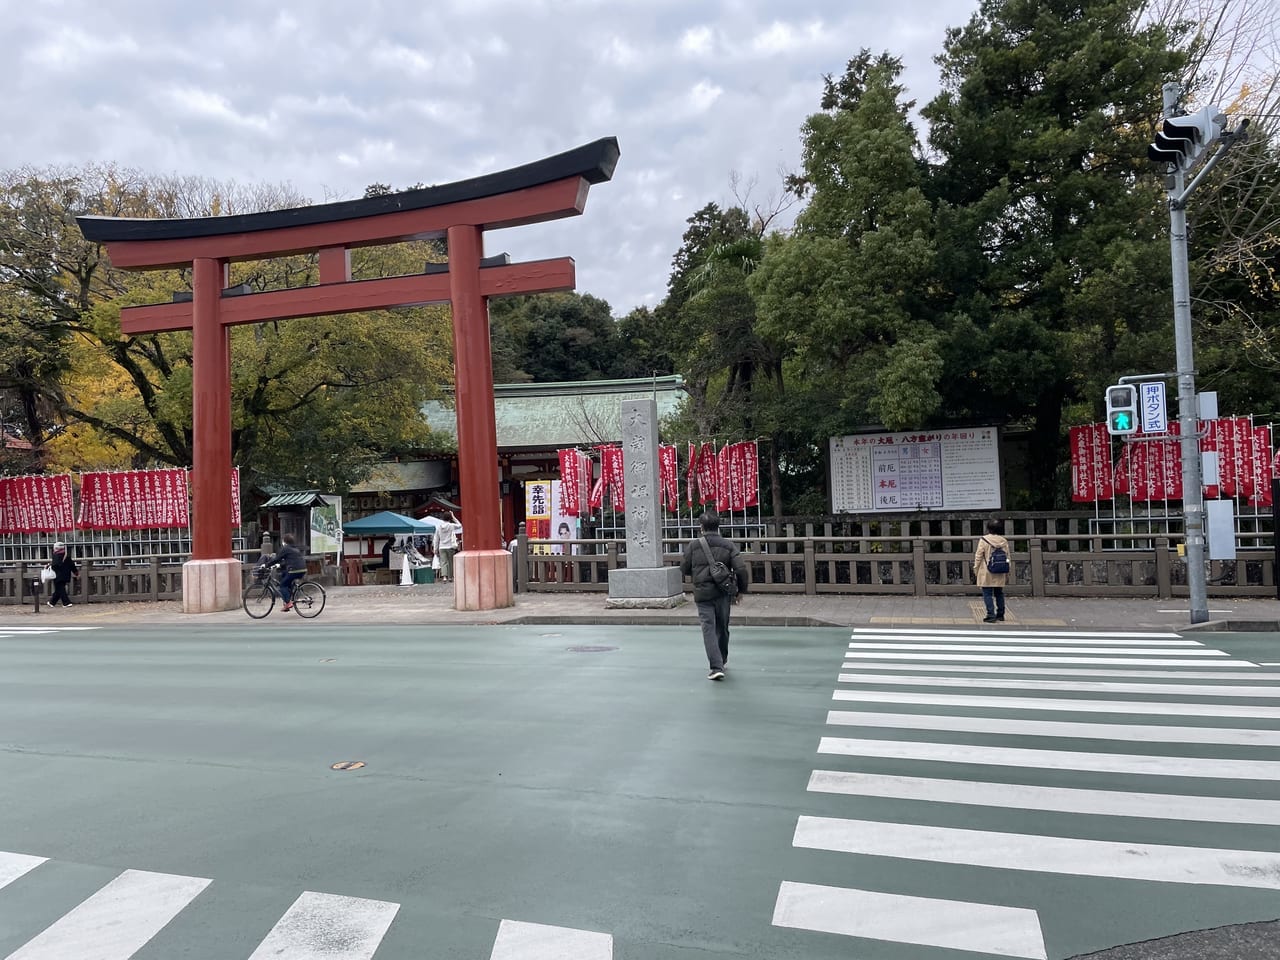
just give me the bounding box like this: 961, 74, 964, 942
79, 137, 620, 245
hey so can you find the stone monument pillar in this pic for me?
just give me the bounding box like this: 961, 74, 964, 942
606, 398, 685, 607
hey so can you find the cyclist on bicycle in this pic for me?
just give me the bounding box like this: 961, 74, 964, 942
258, 533, 307, 612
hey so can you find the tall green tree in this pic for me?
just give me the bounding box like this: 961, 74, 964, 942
745, 52, 937, 511
487, 292, 622, 383
921, 0, 1187, 505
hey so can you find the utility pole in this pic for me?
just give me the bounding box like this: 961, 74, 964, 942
1149, 82, 1249, 625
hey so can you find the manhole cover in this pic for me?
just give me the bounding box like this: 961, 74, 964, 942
330, 760, 365, 771
319, 658, 337, 663
566, 645, 618, 653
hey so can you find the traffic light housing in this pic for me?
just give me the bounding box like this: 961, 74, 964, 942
1105, 385, 1139, 436
1148, 106, 1224, 170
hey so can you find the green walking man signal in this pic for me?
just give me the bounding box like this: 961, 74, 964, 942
1105, 384, 1139, 436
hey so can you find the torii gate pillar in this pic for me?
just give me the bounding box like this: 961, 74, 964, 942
78, 139, 620, 614
447, 224, 508, 608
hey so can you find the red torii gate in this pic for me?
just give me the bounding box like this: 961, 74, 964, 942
78, 138, 619, 613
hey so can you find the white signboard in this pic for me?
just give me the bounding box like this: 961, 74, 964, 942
310, 497, 342, 557
1140, 381, 1167, 434
830, 428, 1001, 513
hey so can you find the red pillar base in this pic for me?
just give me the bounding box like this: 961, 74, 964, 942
453, 550, 514, 611
182, 558, 243, 614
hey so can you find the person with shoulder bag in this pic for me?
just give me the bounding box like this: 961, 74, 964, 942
680, 510, 749, 681
973, 518, 1010, 623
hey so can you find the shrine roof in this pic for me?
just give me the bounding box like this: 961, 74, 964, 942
78, 137, 619, 243
422, 376, 687, 450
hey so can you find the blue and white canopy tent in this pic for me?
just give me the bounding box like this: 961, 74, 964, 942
342, 511, 436, 536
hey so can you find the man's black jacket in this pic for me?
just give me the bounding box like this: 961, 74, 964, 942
680, 532, 750, 603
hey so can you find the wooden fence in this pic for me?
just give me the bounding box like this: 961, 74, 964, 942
1, 511, 1275, 603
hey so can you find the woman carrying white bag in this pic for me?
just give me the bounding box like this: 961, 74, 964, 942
47, 541, 79, 607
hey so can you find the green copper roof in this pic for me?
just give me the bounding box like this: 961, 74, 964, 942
422, 376, 686, 449
260, 490, 329, 508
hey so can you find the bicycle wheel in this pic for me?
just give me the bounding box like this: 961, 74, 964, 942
242, 582, 275, 619
291, 581, 326, 618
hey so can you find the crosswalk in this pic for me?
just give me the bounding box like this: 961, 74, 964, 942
0, 851, 611, 959
772, 626, 1280, 960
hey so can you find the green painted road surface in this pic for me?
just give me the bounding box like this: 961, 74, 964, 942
0, 622, 1278, 958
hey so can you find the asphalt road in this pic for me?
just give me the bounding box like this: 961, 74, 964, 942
0, 621, 1277, 958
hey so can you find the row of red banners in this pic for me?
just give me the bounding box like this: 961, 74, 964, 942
0, 468, 242, 535
1071, 420, 1279, 505
555, 442, 761, 516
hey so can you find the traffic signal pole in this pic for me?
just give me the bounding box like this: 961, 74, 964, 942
1161, 82, 1209, 623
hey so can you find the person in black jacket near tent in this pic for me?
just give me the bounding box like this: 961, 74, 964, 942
680, 510, 749, 681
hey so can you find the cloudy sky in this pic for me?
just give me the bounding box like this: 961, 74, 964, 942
5, 0, 981, 315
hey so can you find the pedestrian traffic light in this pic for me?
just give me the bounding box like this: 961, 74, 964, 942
1105, 384, 1139, 436
1148, 106, 1224, 170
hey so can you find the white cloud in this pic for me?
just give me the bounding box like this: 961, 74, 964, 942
680, 25, 715, 57
751, 19, 827, 55
162, 87, 272, 133
0, 0, 983, 314
687, 79, 724, 114
24, 26, 140, 68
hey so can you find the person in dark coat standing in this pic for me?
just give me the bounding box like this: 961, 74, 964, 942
49, 541, 79, 607
680, 510, 749, 681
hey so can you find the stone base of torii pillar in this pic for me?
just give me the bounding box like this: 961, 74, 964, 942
182, 558, 243, 614
454, 550, 514, 610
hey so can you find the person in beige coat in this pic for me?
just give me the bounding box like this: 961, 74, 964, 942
973, 518, 1010, 623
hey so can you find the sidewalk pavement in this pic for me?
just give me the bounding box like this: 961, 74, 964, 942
4, 582, 1280, 632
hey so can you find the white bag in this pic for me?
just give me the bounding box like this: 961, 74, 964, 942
39, 566, 56, 583
431, 553, 440, 570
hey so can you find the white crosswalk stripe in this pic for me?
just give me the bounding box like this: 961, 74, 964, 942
4, 869, 211, 960
0, 852, 46, 892
489, 919, 613, 960
0, 852, 612, 959
772, 881, 1047, 959
837, 671, 1280, 697
775, 627, 1280, 958
246, 891, 400, 960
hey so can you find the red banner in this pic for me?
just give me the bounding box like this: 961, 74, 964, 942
1163, 422, 1183, 500
1200, 419, 1219, 498
685, 443, 699, 506
1091, 426, 1113, 500
696, 442, 718, 504
739, 441, 760, 508
1236, 418, 1255, 500
557, 449, 584, 517
1113, 444, 1130, 497
1251, 426, 1272, 506
1070, 426, 1094, 501
594, 445, 625, 512
658, 445, 679, 511
1219, 419, 1238, 497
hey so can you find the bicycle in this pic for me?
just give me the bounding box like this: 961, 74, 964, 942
242, 565, 326, 619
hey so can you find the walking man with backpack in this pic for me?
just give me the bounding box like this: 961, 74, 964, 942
680, 510, 749, 681
973, 518, 1011, 623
